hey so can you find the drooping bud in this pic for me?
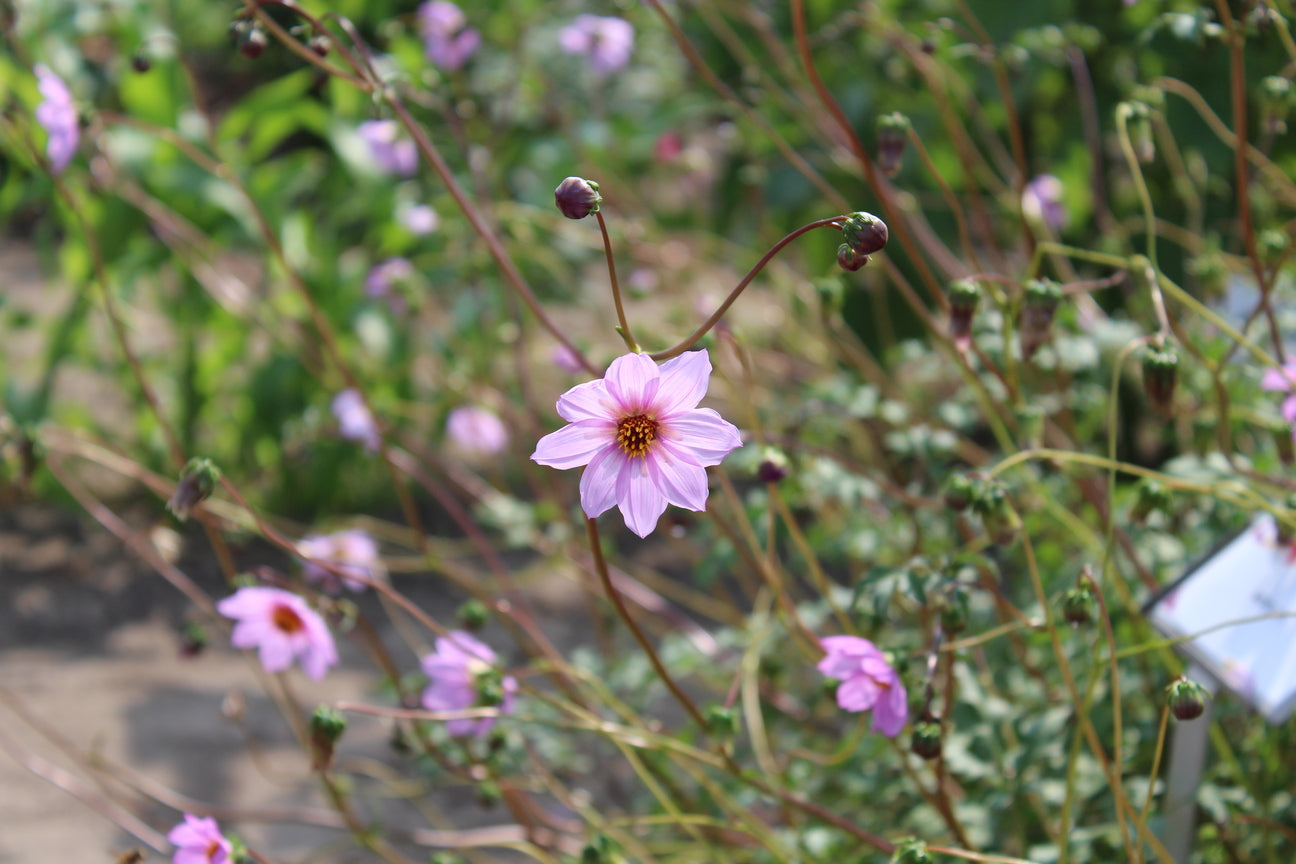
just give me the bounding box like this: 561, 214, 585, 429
837, 243, 868, 272
971, 480, 1021, 546
877, 112, 911, 178
938, 585, 969, 634
1166, 675, 1210, 721
947, 278, 982, 352
1141, 346, 1180, 416
890, 837, 934, 864
1260, 75, 1293, 135
1060, 583, 1095, 626
756, 447, 789, 483
942, 472, 977, 512
910, 716, 943, 760
456, 598, 490, 631
840, 211, 889, 256
1130, 478, 1173, 523
236, 23, 268, 59
1124, 101, 1155, 164
554, 176, 601, 219
1019, 278, 1064, 361
166, 457, 221, 521
309, 705, 347, 770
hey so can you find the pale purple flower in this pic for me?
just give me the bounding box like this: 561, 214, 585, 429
418, 1, 480, 71
421, 630, 518, 737
358, 119, 417, 177
400, 203, 440, 235
217, 587, 338, 680
551, 344, 584, 374
559, 15, 635, 75
531, 350, 742, 538
1262, 363, 1296, 439
331, 388, 381, 451
816, 635, 908, 737
446, 406, 509, 455
167, 813, 232, 864
34, 65, 78, 174
299, 529, 385, 593
365, 257, 415, 299
1022, 174, 1067, 233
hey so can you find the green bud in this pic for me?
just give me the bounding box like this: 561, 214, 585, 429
841, 212, 889, 256
456, 599, 490, 631
309, 705, 347, 770
947, 279, 982, 350
705, 704, 740, 739
1166, 675, 1210, 721
1142, 346, 1180, 416
891, 837, 934, 864
1060, 584, 1095, 626
166, 457, 221, 521
1019, 278, 1064, 360
910, 718, 943, 760
475, 667, 506, 707
942, 472, 977, 512
971, 481, 1021, 546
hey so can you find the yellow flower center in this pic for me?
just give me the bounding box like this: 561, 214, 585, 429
616, 414, 658, 458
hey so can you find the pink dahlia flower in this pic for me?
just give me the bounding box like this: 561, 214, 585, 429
421, 630, 518, 737
1262, 363, 1296, 439
531, 350, 742, 538
167, 813, 232, 864
418, 1, 480, 71
817, 635, 908, 737
217, 587, 338, 681
331, 388, 381, 451
299, 529, 385, 593
34, 65, 78, 174
446, 405, 509, 455
559, 15, 635, 75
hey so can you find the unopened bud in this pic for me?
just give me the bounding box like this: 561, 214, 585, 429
971, 481, 1021, 546
756, 447, 789, 483
457, 599, 490, 631
309, 34, 331, 57
1130, 478, 1173, 523
947, 279, 982, 351
938, 585, 969, 634
166, 457, 220, 521
179, 621, 207, 658
1166, 675, 1210, 721
1060, 584, 1095, 626
554, 176, 601, 219
582, 835, 618, 864
943, 472, 977, 511
475, 668, 506, 707
705, 704, 740, 739
841, 211, 889, 256
309, 705, 347, 770
877, 112, 910, 178
891, 838, 934, 864
1142, 346, 1179, 416
837, 243, 868, 272
237, 24, 268, 59
910, 717, 943, 760
1019, 278, 1063, 361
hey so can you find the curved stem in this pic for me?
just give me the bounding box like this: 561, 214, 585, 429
596, 211, 637, 351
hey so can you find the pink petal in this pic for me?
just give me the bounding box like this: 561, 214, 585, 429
1262, 367, 1296, 392
556, 378, 614, 422
645, 447, 710, 510
579, 445, 624, 518
1284, 396, 1296, 424
174, 851, 209, 864
871, 679, 909, 737
820, 635, 878, 656
661, 409, 741, 465
835, 675, 881, 713
228, 619, 272, 651
615, 456, 669, 537
442, 630, 495, 663
257, 633, 295, 673
604, 353, 660, 413
532, 419, 614, 469
653, 351, 711, 416
817, 652, 864, 680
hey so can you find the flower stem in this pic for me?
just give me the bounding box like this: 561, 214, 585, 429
596, 210, 638, 352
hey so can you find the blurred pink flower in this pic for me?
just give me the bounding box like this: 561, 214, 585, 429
299, 529, 385, 593
399, 203, 440, 235
1022, 174, 1067, 233
419, 1, 480, 71
331, 388, 381, 451
559, 15, 635, 75
446, 405, 509, 455
421, 630, 518, 737
34, 65, 77, 174
168, 813, 231, 864
358, 119, 417, 177
551, 344, 584, 374
817, 635, 908, 737
531, 350, 741, 538
365, 257, 415, 299
1262, 363, 1296, 438
217, 587, 338, 681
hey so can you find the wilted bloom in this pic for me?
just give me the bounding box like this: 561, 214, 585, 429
817, 635, 908, 737
299, 529, 385, 593
1022, 174, 1067, 233
559, 15, 635, 75
331, 388, 381, 451
34, 65, 78, 174
167, 813, 232, 864
399, 203, 439, 235
217, 586, 338, 681
418, 1, 480, 71
1263, 363, 1296, 438
358, 119, 418, 177
446, 406, 509, 455
531, 351, 742, 538
421, 630, 518, 737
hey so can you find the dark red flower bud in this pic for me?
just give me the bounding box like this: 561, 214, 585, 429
1019, 278, 1063, 361
554, 176, 601, 219
1142, 346, 1179, 416
1060, 584, 1095, 626
238, 25, 268, 59
841, 211, 889, 256
837, 243, 868, 272
309, 705, 347, 770
877, 112, 910, 178
756, 447, 789, 483
1166, 675, 1210, 721
910, 717, 943, 760
166, 457, 221, 521
947, 279, 982, 351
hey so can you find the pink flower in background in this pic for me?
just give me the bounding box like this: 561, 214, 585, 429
217, 587, 338, 681
358, 119, 417, 177
419, 1, 480, 71
559, 15, 635, 75
531, 350, 742, 538
1022, 174, 1068, 233
399, 203, 440, 235
421, 630, 518, 737
446, 406, 509, 455
168, 813, 231, 864
34, 65, 78, 174
299, 529, 385, 593
817, 635, 908, 737
551, 344, 585, 374
1262, 363, 1296, 439
365, 257, 415, 299
331, 388, 381, 451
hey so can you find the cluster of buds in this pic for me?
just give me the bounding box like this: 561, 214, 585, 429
1141, 344, 1180, 416
1260, 75, 1293, 135
876, 112, 911, 178
836, 211, 888, 271
1165, 675, 1211, 721
229, 17, 268, 59
1019, 279, 1064, 360
947, 278, 982, 352
555, 176, 602, 219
